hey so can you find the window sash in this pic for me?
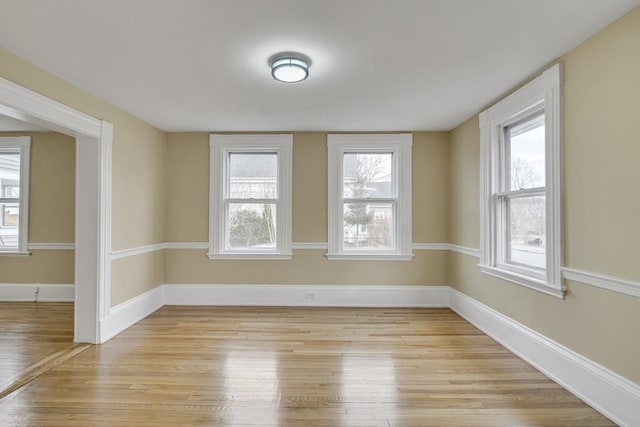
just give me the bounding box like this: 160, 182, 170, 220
341, 199, 397, 252
494, 187, 545, 198
479, 64, 562, 297
208, 134, 292, 259
343, 197, 396, 204
494, 108, 548, 277
225, 197, 278, 204
223, 150, 280, 252
224, 201, 278, 251
340, 151, 398, 253
496, 109, 547, 274
226, 151, 278, 199
0, 138, 30, 253
499, 112, 545, 190
496, 191, 546, 278
342, 151, 397, 199
327, 134, 412, 260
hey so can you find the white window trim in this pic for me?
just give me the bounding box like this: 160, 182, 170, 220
479, 64, 564, 298
327, 134, 413, 261
208, 134, 292, 260
0, 136, 31, 256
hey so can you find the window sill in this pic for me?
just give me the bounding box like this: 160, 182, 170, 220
207, 253, 293, 261
478, 264, 565, 299
0, 251, 31, 257
326, 253, 415, 261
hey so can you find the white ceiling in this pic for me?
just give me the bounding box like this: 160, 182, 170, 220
0, 0, 637, 132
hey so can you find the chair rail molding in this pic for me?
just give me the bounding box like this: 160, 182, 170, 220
561, 267, 640, 298
27, 243, 75, 250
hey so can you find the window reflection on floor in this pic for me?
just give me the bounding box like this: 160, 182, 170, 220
224, 350, 279, 425
341, 355, 396, 423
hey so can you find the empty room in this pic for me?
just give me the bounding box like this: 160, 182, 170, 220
0, 1, 639, 425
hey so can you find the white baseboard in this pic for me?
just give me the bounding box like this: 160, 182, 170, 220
163, 284, 450, 308
99, 286, 164, 343
448, 288, 640, 427
0, 283, 74, 302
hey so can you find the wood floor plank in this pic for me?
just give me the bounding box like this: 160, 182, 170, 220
0, 343, 91, 400
0, 302, 74, 393
0, 306, 614, 426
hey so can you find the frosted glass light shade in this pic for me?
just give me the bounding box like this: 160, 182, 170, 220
271, 57, 309, 83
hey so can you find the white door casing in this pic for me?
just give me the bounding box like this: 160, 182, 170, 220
0, 76, 112, 344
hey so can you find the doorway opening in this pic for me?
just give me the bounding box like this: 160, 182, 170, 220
0, 76, 113, 345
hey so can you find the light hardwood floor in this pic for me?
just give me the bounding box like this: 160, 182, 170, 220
0, 302, 75, 395
0, 306, 614, 426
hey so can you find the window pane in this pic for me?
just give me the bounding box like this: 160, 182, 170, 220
343, 202, 394, 250
229, 153, 277, 198
227, 203, 276, 249
1, 151, 22, 250
1, 152, 21, 193
508, 195, 545, 269
506, 115, 545, 190
3, 185, 19, 198
343, 153, 393, 198
0, 203, 19, 248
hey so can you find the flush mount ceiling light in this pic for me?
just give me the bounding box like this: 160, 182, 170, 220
270, 54, 310, 83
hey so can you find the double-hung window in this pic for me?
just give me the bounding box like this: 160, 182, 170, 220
479, 64, 563, 297
0, 136, 30, 255
327, 134, 412, 260
208, 134, 292, 259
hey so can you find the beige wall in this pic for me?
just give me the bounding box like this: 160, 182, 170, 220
413, 132, 450, 243
292, 132, 327, 242
165, 133, 209, 242
448, 118, 479, 249
448, 8, 640, 383
28, 132, 76, 243
111, 251, 165, 306
0, 250, 74, 284
0, 131, 75, 283
0, 47, 167, 305
562, 8, 640, 279
166, 249, 448, 285
165, 131, 450, 285
112, 122, 167, 251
